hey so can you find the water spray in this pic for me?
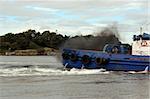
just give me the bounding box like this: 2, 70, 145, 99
64, 63, 68, 70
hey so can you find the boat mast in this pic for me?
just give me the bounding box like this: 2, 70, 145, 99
140, 27, 143, 35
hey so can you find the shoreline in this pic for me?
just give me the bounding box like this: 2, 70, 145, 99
0, 48, 60, 56
0, 52, 61, 56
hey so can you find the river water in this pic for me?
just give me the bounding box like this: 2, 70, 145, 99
0, 56, 149, 99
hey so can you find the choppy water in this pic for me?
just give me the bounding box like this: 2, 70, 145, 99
0, 56, 149, 99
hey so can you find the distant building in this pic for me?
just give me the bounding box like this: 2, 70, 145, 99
43, 48, 57, 55
5, 52, 15, 56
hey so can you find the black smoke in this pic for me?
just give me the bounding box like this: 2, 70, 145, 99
62, 26, 121, 51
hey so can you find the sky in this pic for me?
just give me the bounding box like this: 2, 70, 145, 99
0, 0, 149, 43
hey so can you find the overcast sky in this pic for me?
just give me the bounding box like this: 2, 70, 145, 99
0, 0, 149, 43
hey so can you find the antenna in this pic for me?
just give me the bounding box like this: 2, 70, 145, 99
140, 27, 142, 35
55, 30, 58, 33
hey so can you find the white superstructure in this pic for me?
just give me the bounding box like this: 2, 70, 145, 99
132, 34, 150, 56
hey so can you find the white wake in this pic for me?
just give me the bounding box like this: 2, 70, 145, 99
0, 67, 109, 77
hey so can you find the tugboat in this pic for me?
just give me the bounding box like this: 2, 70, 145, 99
62, 32, 150, 71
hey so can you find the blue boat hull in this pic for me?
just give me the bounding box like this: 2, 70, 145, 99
62, 49, 150, 71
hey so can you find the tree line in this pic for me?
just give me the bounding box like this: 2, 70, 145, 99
0, 29, 69, 52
